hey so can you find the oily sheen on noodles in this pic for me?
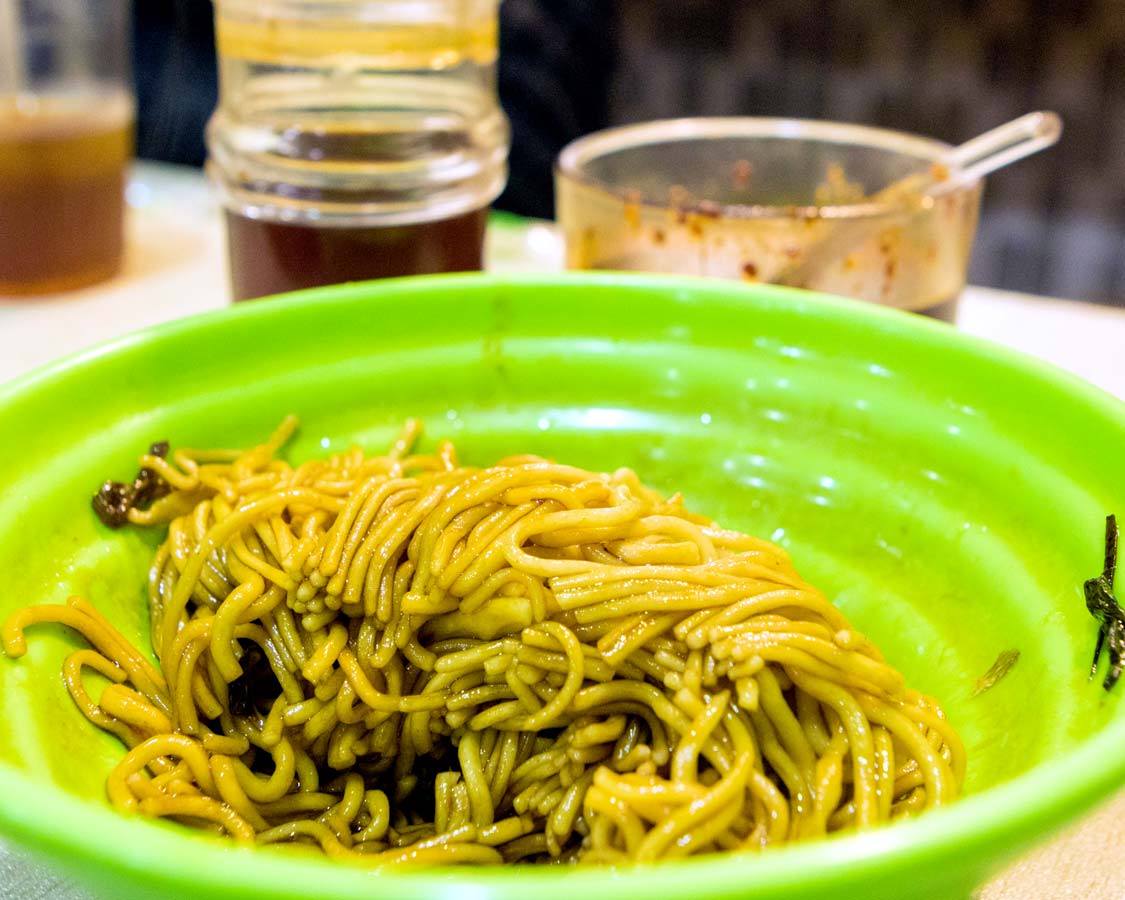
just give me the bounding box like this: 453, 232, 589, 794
2, 418, 963, 865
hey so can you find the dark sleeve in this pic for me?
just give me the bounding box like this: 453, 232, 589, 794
132, 0, 217, 166
496, 0, 618, 219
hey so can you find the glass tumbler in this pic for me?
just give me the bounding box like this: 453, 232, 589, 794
556, 118, 984, 321
0, 0, 133, 295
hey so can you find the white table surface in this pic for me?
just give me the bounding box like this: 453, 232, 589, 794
1, 161, 1123, 899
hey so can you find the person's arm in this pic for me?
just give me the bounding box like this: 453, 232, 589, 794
497, 0, 618, 219
133, 0, 217, 166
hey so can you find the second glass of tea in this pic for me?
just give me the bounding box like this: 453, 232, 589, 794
207, 0, 510, 302
0, 0, 133, 295
555, 118, 984, 321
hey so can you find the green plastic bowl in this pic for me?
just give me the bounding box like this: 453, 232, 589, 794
0, 273, 1122, 900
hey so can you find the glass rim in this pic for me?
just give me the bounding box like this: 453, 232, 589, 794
555, 116, 983, 222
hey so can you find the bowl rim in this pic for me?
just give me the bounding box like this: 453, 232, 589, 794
554, 116, 982, 222
1, 271, 1123, 899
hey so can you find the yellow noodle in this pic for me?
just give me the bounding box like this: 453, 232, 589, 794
61, 650, 137, 747
2, 419, 965, 865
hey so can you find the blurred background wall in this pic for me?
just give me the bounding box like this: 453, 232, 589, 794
133, 0, 1125, 305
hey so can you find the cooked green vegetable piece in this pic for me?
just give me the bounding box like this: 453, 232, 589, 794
972, 649, 1020, 696
1084, 514, 1124, 692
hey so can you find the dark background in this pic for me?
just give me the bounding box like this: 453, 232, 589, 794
134, 0, 1125, 306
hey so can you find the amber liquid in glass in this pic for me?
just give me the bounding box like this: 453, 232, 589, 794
0, 96, 132, 294
225, 207, 488, 301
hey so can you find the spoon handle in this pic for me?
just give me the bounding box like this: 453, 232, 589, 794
944, 111, 1062, 188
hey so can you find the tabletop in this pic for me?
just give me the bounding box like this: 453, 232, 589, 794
1, 161, 1123, 900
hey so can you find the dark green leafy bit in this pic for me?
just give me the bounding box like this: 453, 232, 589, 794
91, 441, 171, 529
1084, 514, 1124, 691
972, 649, 1020, 697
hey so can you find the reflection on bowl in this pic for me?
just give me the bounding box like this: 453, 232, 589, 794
0, 273, 1122, 900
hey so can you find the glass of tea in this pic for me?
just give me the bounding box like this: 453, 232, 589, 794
207, 0, 510, 302
0, 0, 134, 295
555, 118, 984, 321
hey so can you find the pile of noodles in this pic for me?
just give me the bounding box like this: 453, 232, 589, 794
2, 417, 963, 865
